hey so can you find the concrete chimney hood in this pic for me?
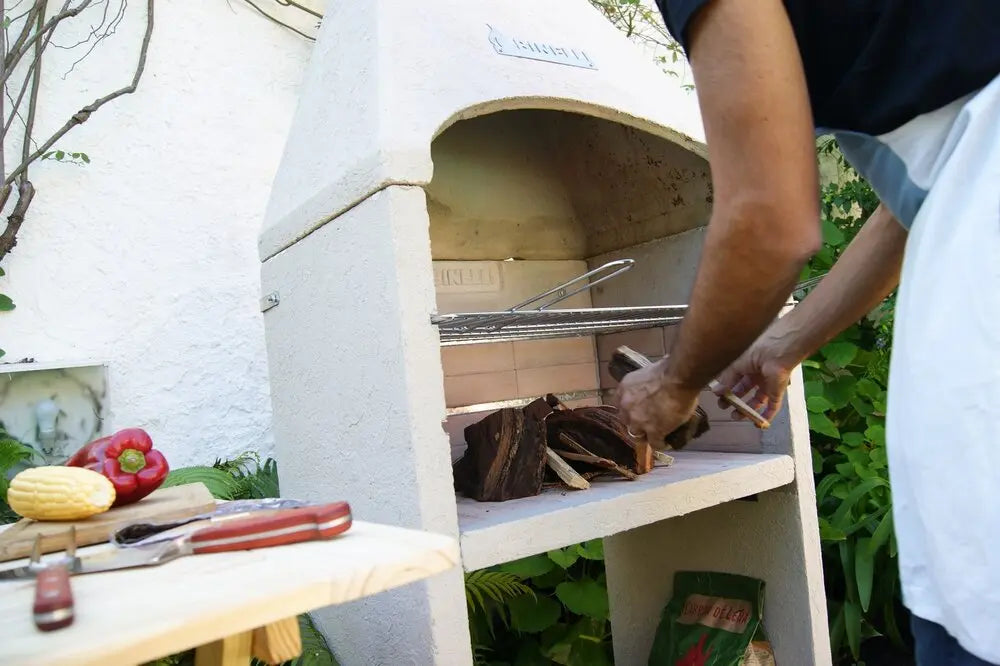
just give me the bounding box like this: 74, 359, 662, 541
258, 1, 830, 664
258, 0, 707, 261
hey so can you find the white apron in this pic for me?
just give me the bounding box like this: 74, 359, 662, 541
833, 73, 1000, 662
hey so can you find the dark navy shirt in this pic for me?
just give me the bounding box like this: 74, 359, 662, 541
654, 1, 1000, 136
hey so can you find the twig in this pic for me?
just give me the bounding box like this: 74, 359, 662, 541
59, 0, 127, 80
4, 0, 45, 72
51, 0, 112, 50
557, 432, 637, 480
2, 0, 94, 87
4, 0, 154, 189
19, 6, 44, 173
275, 0, 320, 19
3, 52, 38, 137
238, 0, 315, 41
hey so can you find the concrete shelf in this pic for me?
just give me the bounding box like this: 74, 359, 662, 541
457, 451, 795, 570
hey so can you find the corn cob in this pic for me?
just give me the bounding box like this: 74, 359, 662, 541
7, 466, 116, 521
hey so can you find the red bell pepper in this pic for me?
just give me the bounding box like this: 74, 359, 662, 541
66, 428, 169, 507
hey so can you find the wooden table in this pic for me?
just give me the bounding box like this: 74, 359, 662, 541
0, 520, 459, 665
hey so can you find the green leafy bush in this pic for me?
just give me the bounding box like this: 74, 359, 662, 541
0, 423, 41, 523
466, 540, 612, 666
801, 143, 908, 665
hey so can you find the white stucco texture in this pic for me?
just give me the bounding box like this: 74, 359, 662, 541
1, 1, 313, 465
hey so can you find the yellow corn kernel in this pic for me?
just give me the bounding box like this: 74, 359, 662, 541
7, 466, 116, 521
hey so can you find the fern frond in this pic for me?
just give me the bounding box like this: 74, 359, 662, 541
159, 466, 242, 500
464, 569, 532, 627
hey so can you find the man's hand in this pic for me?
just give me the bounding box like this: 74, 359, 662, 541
712, 334, 796, 424
613, 359, 701, 450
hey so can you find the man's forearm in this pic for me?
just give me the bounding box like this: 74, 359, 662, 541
763, 203, 907, 366
658, 0, 824, 394
662, 207, 814, 392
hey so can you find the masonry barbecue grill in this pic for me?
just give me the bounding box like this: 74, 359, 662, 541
257, 1, 831, 664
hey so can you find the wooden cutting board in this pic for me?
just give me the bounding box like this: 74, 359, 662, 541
0, 482, 217, 563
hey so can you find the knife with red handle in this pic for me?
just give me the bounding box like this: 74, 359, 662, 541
188, 501, 353, 554
33, 565, 74, 631
0, 502, 354, 581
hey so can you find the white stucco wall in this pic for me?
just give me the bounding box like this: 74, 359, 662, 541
0, 1, 317, 465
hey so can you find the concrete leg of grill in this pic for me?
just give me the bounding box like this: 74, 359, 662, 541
260, 185, 472, 665
603, 366, 832, 665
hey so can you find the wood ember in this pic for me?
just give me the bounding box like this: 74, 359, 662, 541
608, 345, 710, 450
453, 398, 550, 501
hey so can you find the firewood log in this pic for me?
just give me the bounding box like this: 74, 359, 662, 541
453, 398, 551, 501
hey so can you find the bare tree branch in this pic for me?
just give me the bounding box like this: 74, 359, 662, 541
0, 0, 154, 262
20, 5, 43, 173
5, 0, 152, 188
4, 0, 45, 71
0, 180, 32, 255
4, 53, 37, 136
2, 0, 94, 87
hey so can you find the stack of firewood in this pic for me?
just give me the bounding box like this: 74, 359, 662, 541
452, 347, 712, 502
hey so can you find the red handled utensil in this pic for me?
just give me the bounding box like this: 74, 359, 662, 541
0, 502, 352, 580
31, 528, 76, 632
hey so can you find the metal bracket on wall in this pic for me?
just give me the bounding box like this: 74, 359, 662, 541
260, 292, 280, 313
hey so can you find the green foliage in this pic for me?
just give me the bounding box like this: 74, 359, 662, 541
466, 542, 613, 665
803, 141, 906, 665
159, 451, 280, 501
159, 466, 242, 498
588, 0, 692, 89
0, 264, 11, 359
41, 149, 90, 165
0, 424, 42, 523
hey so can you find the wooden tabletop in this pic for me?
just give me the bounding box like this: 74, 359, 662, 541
0, 520, 459, 666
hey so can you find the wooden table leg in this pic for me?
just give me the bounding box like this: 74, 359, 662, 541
194, 630, 253, 666
251, 616, 302, 665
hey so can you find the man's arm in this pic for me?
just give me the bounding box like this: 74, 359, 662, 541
712, 203, 907, 421
658, 0, 822, 395
754, 204, 906, 370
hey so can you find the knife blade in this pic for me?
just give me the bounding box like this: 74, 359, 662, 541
0, 501, 352, 580
111, 497, 312, 547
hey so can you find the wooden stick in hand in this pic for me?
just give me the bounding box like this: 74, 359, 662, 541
614, 345, 770, 430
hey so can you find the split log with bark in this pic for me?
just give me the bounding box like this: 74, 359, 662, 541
453, 393, 662, 501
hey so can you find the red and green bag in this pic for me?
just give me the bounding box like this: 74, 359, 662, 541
648, 571, 775, 666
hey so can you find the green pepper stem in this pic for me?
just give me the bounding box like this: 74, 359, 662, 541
118, 448, 147, 474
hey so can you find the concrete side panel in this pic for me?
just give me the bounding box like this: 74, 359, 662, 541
259, 185, 471, 664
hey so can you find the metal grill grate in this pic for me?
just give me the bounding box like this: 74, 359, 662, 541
430, 259, 689, 345
429, 258, 823, 346
432, 305, 685, 345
